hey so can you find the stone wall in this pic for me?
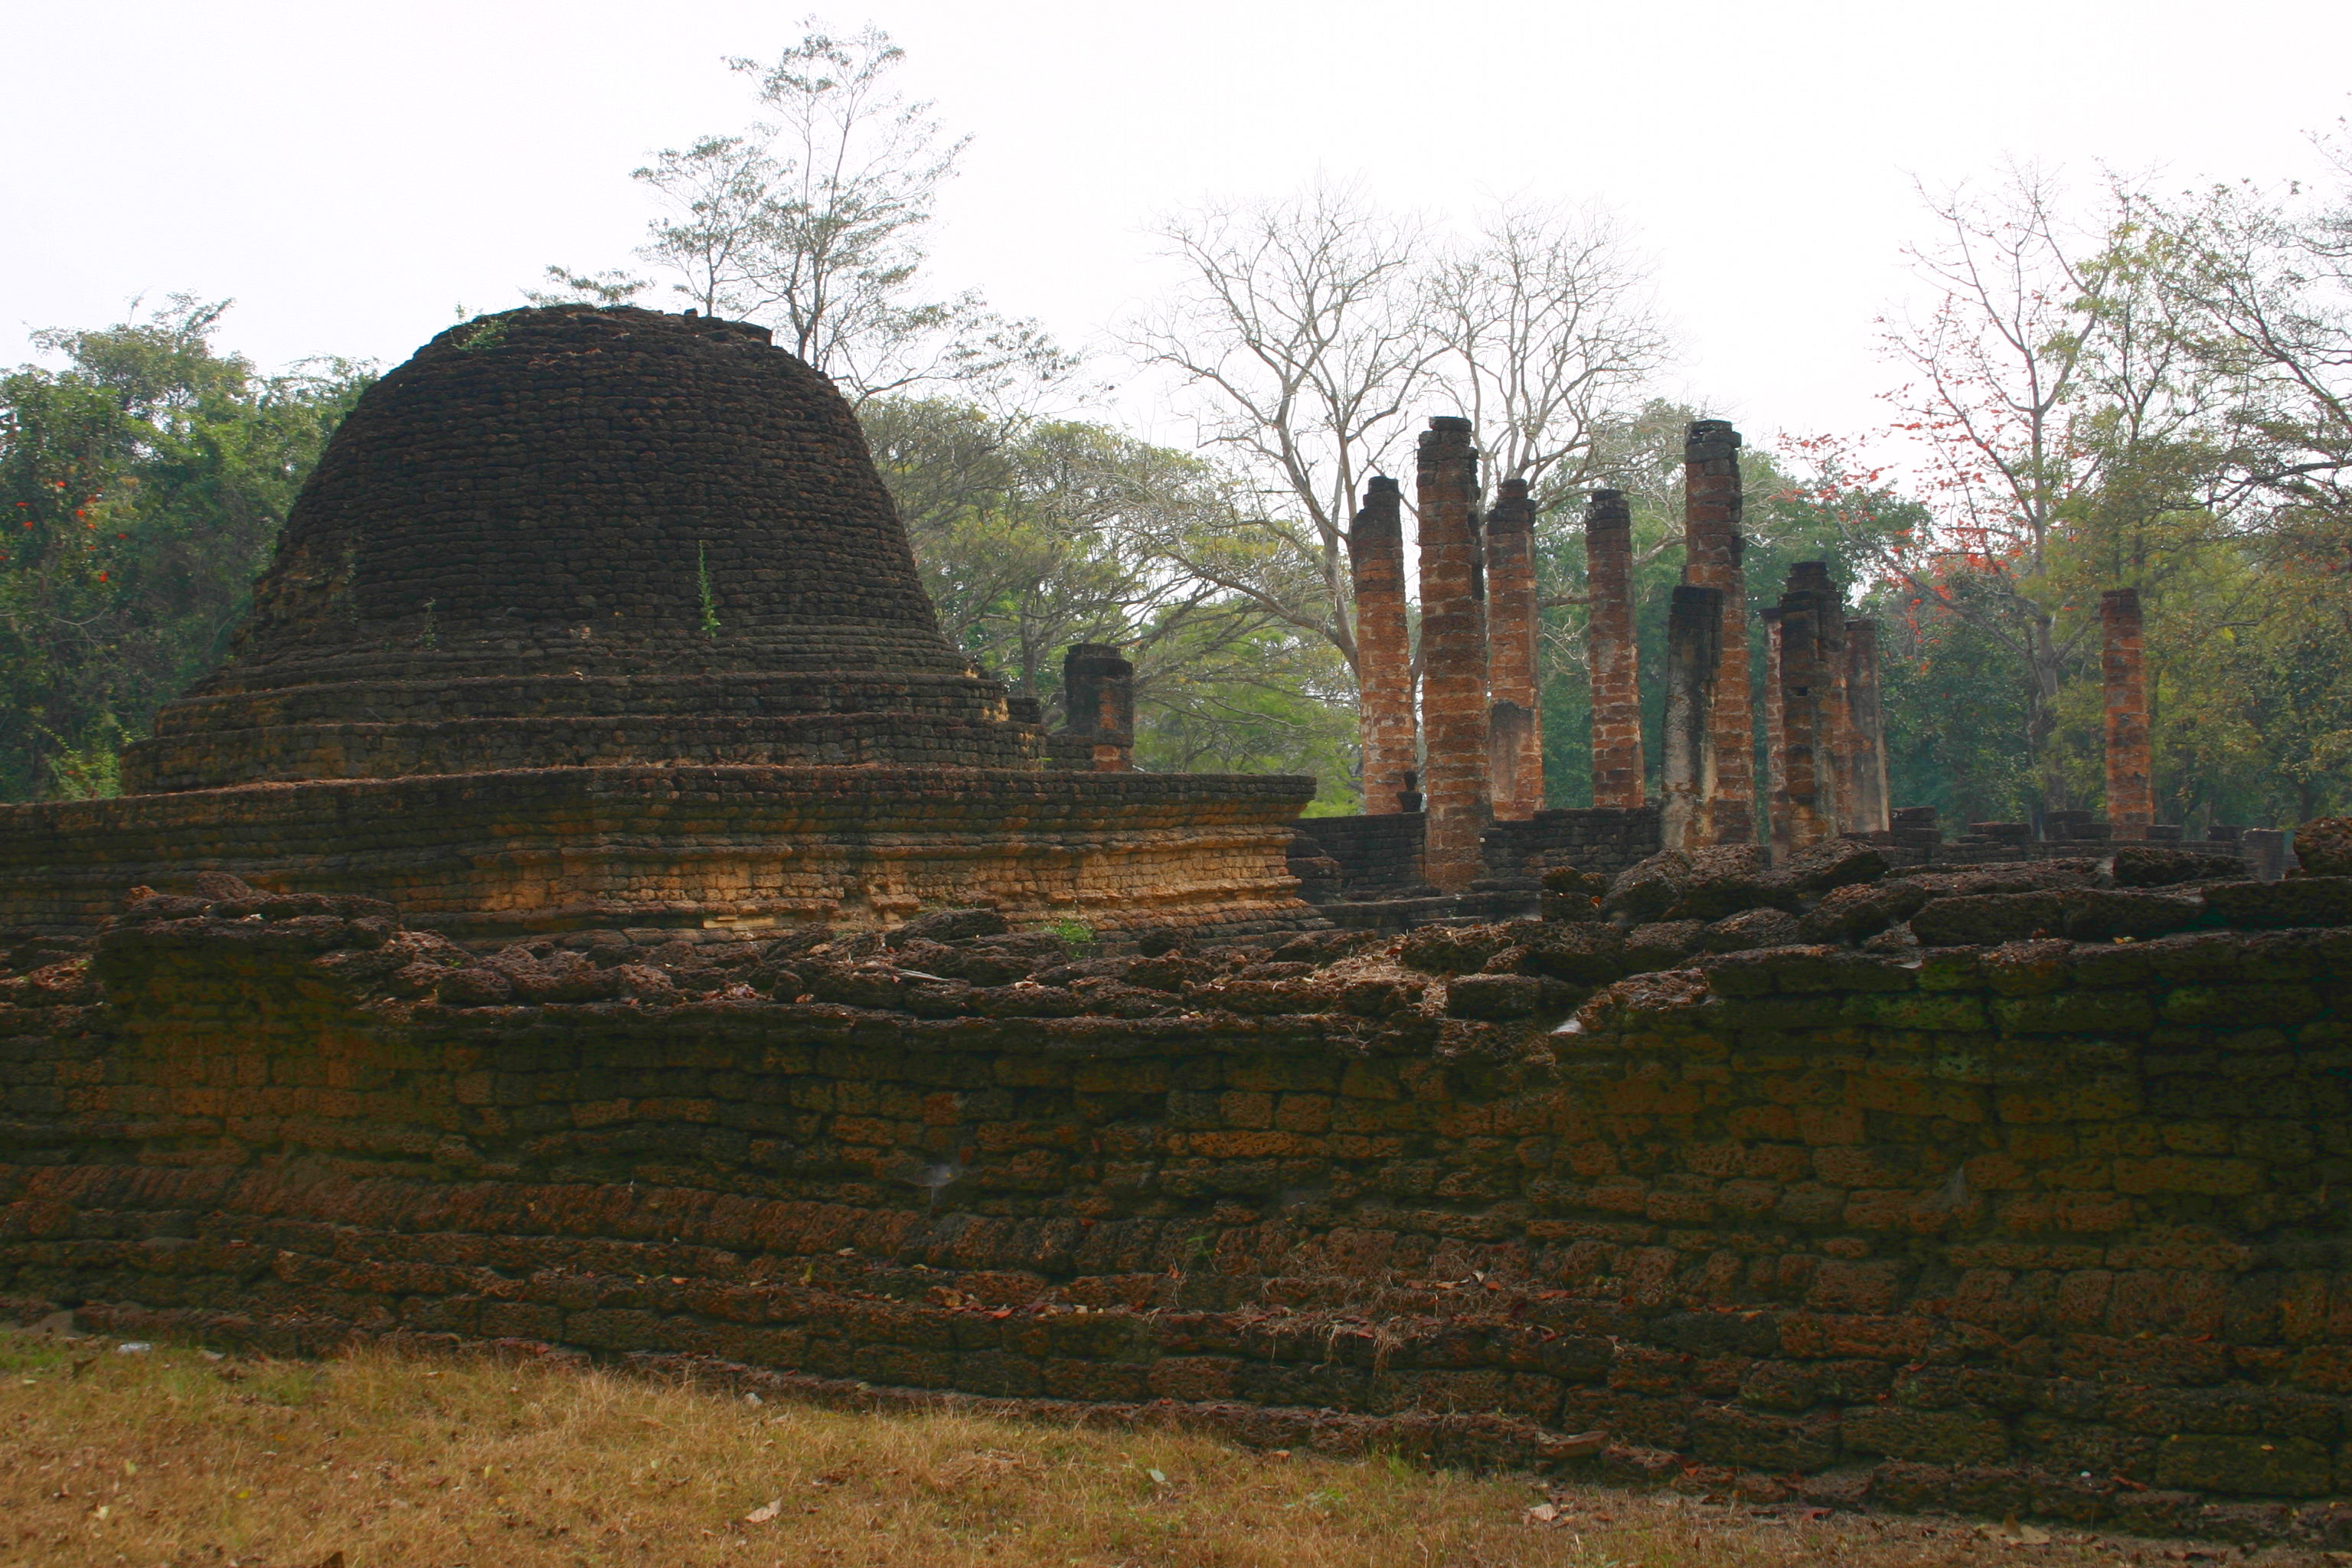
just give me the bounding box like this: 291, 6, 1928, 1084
1482, 807, 1665, 884
0, 766, 1318, 939
1292, 805, 1663, 902
6, 858, 2351, 1540
1289, 813, 1427, 896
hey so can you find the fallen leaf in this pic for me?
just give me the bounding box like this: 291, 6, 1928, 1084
1148, 1468, 1168, 1485
744, 1498, 784, 1524
1525, 1502, 1560, 1524
1981, 1517, 2052, 1546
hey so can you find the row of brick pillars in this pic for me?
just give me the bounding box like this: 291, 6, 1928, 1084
1347, 412, 2158, 868
1346, 418, 1554, 892
1764, 561, 1892, 854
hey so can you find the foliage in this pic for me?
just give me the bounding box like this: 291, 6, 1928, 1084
870, 397, 1362, 807
0, 298, 371, 799
1775, 156, 2351, 831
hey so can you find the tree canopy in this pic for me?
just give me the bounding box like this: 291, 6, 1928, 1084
0, 297, 370, 798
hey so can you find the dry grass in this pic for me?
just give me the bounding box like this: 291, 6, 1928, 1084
0, 1328, 2243, 1568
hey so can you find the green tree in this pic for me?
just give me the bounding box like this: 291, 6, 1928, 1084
870, 397, 1362, 807
0, 297, 370, 799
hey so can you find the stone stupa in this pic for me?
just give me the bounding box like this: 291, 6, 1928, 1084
0, 306, 1314, 938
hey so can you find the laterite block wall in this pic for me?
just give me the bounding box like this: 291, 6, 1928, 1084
4, 885, 2352, 1544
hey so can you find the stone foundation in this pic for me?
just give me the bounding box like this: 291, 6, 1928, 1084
5, 858, 2350, 1540
0, 766, 1317, 938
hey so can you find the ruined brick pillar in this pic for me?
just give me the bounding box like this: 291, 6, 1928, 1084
1660, 585, 1722, 853
1485, 478, 1544, 820
1842, 618, 1891, 835
1416, 416, 1490, 892
1060, 643, 1135, 772
2102, 588, 2154, 838
1775, 565, 1841, 854
1583, 488, 1645, 808
1348, 475, 1417, 815
1760, 606, 1790, 858
1683, 420, 1755, 844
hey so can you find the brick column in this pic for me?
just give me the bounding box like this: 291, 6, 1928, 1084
1842, 617, 1890, 834
1683, 420, 1754, 844
1797, 571, 1853, 831
2102, 588, 2154, 837
1760, 606, 1790, 858
1059, 643, 1134, 772
1485, 478, 1544, 820
1416, 416, 1489, 892
1775, 565, 1841, 853
1583, 488, 1645, 808
1348, 475, 1416, 815
1660, 584, 1721, 853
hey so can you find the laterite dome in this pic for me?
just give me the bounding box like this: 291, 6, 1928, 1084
123, 306, 1034, 790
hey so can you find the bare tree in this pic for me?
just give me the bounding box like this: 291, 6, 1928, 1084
1864, 168, 2118, 814
1128, 182, 1437, 666
2151, 129, 2352, 521
1429, 198, 1670, 510
1813, 166, 2234, 817
539, 21, 1072, 409
1128, 185, 1671, 675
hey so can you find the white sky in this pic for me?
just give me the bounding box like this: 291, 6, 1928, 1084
8, 0, 2350, 453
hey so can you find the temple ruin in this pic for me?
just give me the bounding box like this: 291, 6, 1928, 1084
0, 308, 1312, 940
3, 318, 2347, 1541
1301, 416, 2249, 917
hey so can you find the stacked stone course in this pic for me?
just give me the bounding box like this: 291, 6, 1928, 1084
1485, 479, 1544, 821
1416, 419, 1490, 892
1584, 489, 1645, 810
1683, 422, 1755, 847
4, 831, 2350, 1539
0, 306, 1314, 939
1348, 476, 1418, 818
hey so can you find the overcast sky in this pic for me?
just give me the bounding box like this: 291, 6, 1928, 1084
8, 0, 2350, 454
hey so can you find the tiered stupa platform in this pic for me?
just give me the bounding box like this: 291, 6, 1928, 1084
0, 306, 1313, 936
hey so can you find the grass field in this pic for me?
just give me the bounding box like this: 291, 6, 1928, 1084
0, 1326, 2229, 1567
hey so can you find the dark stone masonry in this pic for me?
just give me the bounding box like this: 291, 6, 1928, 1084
5, 841, 2352, 1544
0, 306, 1313, 939
1, 308, 2344, 1546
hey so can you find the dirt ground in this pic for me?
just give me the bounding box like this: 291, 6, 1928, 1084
0, 1325, 2318, 1568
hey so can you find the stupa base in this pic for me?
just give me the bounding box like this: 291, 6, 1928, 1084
0, 765, 1318, 939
